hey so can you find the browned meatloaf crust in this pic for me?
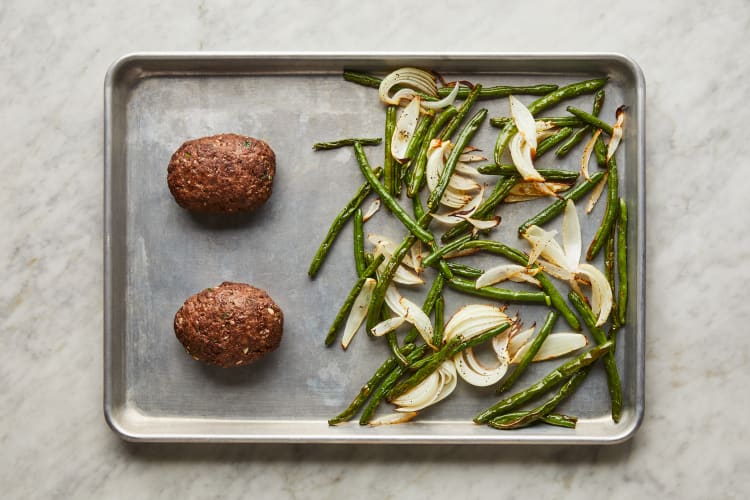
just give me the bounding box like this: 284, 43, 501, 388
174, 282, 284, 367
167, 134, 276, 214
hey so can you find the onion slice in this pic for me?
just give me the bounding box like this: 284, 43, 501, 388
341, 278, 376, 349
362, 198, 381, 222
421, 82, 460, 110
586, 172, 609, 214
455, 162, 482, 178
509, 95, 538, 153
367, 411, 419, 426
576, 263, 613, 326
580, 128, 602, 181
391, 96, 422, 161
454, 348, 509, 387
511, 333, 588, 364
507, 326, 536, 358
475, 264, 528, 289
370, 316, 407, 337
384, 285, 434, 347
458, 153, 486, 163
378, 67, 438, 105
606, 106, 626, 160
443, 304, 511, 341
508, 181, 573, 198
425, 139, 453, 192
509, 133, 545, 182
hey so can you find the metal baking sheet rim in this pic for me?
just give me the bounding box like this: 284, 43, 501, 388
103, 52, 646, 444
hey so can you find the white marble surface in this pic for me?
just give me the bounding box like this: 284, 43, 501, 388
1, 0, 749, 498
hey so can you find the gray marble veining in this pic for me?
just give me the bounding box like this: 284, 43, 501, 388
1, 0, 749, 498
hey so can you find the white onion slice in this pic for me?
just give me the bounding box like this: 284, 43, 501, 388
425, 139, 452, 192
384, 285, 434, 346
440, 186, 474, 208
465, 216, 501, 232
509, 95, 538, 153
362, 198, 381, 222
454, 348, 509, 387
367, 411, 419, 426
410, 241, 423, 274
370, 316, 407, 337
475, 264, 528, 289
391, 371, 439, 409
510, 133, 545, 182
458, 153, 486, 163
606, 106, 626, 160
508, 272, 541, 287
422, 82, 460, 110
391, 97, 422, 161
448, 173, 481, 191
429, 212, 465, 226
562, 199, 581, 271
523, 226, 559, 265
378, 67, 438, 105
580, 128, 602, 181
504, 194, 539, 203
576, 263, 613, 326
455, 162, 482, 178
341, 278, 376, 349
443, 304, 510, 341
507, 326, 535, 358
511, 333, 588, 364
537, 258, 574, 281
586, 172, 609, 214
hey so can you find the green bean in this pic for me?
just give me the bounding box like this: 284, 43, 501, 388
388, 337, 463, 400
536, 273, 581, 331
566, 106, 614, 135
488, 411, 578, 429
402, 272, 445, 347
536, 127, 574, 157
493, 78, 607, 164
586, 156, 619, 260
437, 83, 559, 100
605, 217, 618, 328
407, 106, 458, 197
489, 369, 589, 429
365, 233, 416, 332
594, 135, 608, 167
324, 254, 385, 346
398, 115, 434, 196
497, 311, 558, 394
451, 322, 512, 354
308, 170, 382, 278
447, 276, 550, 306
383, 106, 397, 196
440, 84, 482, 140
440, 176, 517, 242
490, 116, 584, 128
428, 108, 488, 213
445, 262, 484, 280
617, 198, 628, 326
568, 291, 622, 422
353, 209, 366, 278
411, 192, 425, 220
343, 70, 382, 89
387, 331, 409, 367
518, 170, 606, 235
421, 234, 473, 267
433, 296, 445, 346
328, 356, 400, 425
473, 339, 614, 423
477, 165, 580, 183
358, 345, 428, 424
354, 143, 434, 244
328, 342, 417, 425
313, 137, 382, 151
555, 89, 605, 157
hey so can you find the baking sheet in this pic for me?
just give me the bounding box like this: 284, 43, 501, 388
104, 53, 645, 443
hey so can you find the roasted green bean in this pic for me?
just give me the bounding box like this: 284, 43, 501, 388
617, 198, 628, 326
353, 208, 366, 278
474, 339, 614, 423
324, 254, 385, 346
447, 276, 550, 306
566, 106, 614, 135
568, 291, 622, 422
407, 106, 458, 197
477, 164, 580, 181
308, 170, 382, 278
313, 137, 382, 151
354, 143, 434, 244
490, 116, 584, 128
383, 106, 397, 196
437, 83, 559, 99
518, 170, 606, 235
343, 70, 381, 89
440, 84, 482, 140
440, 176, 517, 242
536, 127, 574, 157
586, 156, 619, 260
497, 311, 558, 394
555, 89, 605, 157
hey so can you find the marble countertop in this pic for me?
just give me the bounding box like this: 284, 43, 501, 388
2, 0, 749, 498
